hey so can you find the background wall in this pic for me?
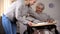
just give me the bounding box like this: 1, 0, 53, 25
0, 0, 4, 16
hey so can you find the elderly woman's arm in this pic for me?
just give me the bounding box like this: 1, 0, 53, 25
46, 14, 54, 23
25, 16, 42, 23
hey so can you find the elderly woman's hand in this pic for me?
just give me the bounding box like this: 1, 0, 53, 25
47, 19, 54, 23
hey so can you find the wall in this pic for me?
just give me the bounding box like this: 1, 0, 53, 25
0, 0, 4, 16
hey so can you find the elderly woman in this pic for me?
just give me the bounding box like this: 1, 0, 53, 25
25, 3, 59, 34
2, 0, 36, 34
25, 3, 54, 24
26, 3, 59, 34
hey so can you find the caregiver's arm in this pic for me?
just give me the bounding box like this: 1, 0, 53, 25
15, 5, 32, 25
26, 16, 41, 22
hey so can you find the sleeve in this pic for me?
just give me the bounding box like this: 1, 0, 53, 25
26, 16, 37, 22
15, 3, 29, 25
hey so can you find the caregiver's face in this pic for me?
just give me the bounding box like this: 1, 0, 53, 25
25, 0, 29, 5
29, 0, 36, 5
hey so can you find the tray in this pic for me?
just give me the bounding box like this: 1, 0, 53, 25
31, 21, 57, 26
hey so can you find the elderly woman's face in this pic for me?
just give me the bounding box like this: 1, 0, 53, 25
36, 5, 44, 13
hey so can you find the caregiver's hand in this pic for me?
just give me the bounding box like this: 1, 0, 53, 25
28, 21, 33, 26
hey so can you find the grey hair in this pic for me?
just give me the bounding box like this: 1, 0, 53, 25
36, 2, 45, 10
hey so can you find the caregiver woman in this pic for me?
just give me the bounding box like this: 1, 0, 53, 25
2, 0, 36, 34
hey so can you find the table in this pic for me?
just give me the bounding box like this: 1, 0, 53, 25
31, 21, 56, 26
26, 21, 58, 34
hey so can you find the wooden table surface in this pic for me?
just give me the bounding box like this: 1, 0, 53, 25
31, 21, 57, 27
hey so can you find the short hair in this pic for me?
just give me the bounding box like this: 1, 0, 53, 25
36, 3, 45, 10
